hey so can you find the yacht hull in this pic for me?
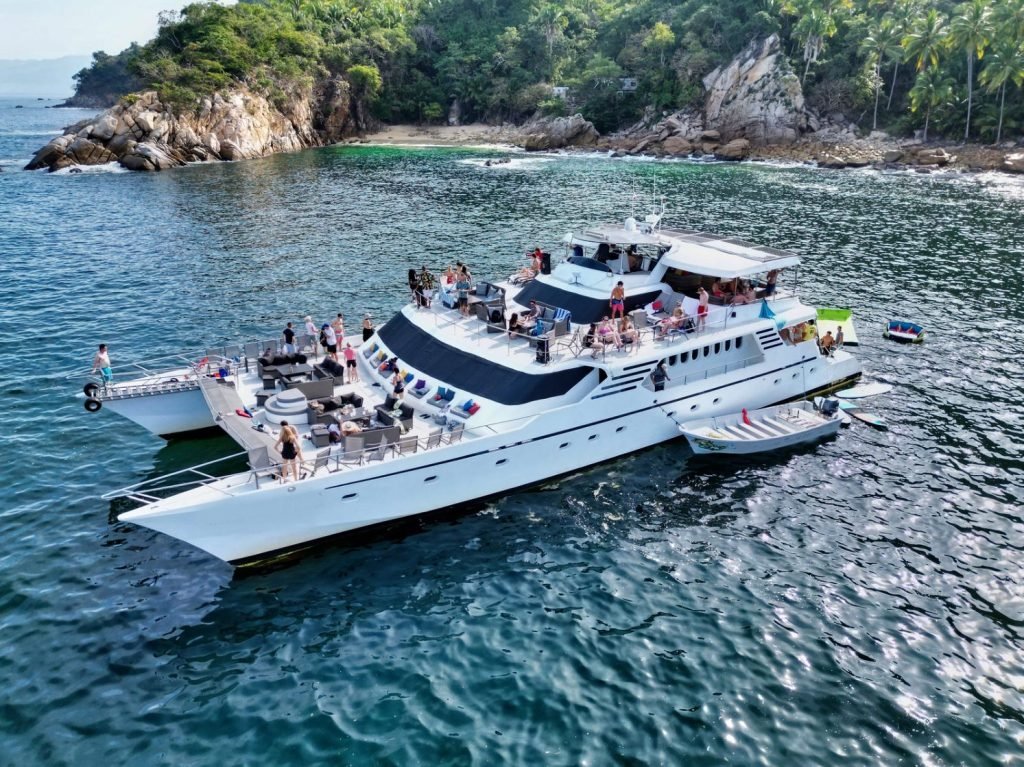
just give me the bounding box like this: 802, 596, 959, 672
102, 387, 214, 437
119, 352, 860, 563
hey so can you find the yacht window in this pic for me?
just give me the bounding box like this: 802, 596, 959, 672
691, 350, 699, 361
703, 346, 710, 357
669, 355, 677, 366
714, 343, 721, 354
736, 337, 743, 349
725, 340, 731, 351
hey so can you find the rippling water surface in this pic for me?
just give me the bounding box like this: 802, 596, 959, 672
2, 98, 1024, 765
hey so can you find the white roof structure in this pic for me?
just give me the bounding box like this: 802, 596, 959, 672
660, 228, 801, 278
569, 225, 667, 247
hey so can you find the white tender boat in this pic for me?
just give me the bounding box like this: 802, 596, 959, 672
679, 401, 843, 454
99, 211, 862, 564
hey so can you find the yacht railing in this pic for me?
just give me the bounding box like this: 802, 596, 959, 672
102, 451, 250, 504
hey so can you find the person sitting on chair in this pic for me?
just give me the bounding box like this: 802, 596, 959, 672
508, 312, 522, 338
619, 316, 638, 346
819, 330, 836, 355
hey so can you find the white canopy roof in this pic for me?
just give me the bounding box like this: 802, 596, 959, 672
660, 229, 801, 278
569, 225, 667, 247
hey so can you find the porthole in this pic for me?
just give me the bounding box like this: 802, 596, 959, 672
424, 476, 438, 483
342, 493, 358, 500
588, 434, 598, 441
725, 340, 731, 351
714, 342, 721, 354
736, 337, 743, 348
713, 397, 720, 404
495, 458, 508, 466
560, 442, 570, 449
690, 404, 699, 411
773, 378, 780, 384
793, 373, 799, 379
615, 426, 625, 433
703, 346, 710, 357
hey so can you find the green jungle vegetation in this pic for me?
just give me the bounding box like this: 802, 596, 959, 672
72, 0, 1024, 142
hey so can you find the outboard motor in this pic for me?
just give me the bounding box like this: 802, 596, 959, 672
819, 397, 839, 417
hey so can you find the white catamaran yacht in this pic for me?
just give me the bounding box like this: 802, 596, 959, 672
97, 213, 861, 564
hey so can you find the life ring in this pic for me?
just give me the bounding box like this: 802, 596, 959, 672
83, 382, 99, 397
84, 397, 102, 412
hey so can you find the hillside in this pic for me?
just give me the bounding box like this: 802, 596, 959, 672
60, 0, 1024, 144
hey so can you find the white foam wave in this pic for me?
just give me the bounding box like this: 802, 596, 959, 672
51, 162, 128, 175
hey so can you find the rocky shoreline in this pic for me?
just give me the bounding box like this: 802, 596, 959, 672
24, 31, 1023, 176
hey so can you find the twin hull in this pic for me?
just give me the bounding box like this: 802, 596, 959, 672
122, 351, 858, 563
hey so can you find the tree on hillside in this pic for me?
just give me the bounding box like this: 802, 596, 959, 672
902, 8, 948, 72
909, 64, 954, 140
643, 21, 675, 69
948, 0, 993, 140
348, 63, 383, 128
861, 15, 903, 130
980, 41, 1024, 142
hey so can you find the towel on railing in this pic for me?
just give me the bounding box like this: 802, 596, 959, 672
553, 307, 571, 323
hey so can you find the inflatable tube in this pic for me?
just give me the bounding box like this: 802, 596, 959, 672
235, 407, 253, 418
84, 398, 102, 412
83, 382, 99, 397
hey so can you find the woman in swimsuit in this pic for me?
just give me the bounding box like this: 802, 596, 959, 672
275, 420, 302, 483
597, 316, 621, 351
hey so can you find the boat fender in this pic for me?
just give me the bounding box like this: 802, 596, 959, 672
235, 407, 253, 418
83, 382, 99, 397
742, 408, 752, 425
84, 397, 102, 412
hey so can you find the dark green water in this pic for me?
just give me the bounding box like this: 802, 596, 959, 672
2, 99, 1024, 764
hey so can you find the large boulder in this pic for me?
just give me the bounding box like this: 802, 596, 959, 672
703, 34, 805, 144
24, 84, 359, 172
714, 138, 751, 161
914, 147, 954, 166
1002, 153, 1024, 174
522, 114, 599, 151
661, 135, 693, 156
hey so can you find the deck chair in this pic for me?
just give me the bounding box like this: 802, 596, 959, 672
366, 439, 389, 463
423, 430, 443, 450
306, 452, 331, 477
555, 327, 583, 357
337, 436, 365, 467
442, 423, 465, 445
247, 446, 280, 488
396, 434, 419, 456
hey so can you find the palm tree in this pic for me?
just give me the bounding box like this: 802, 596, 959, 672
795, 7, 836, 83
909, 66, 955, 141
993, 0, 1024, 43
903, 9, 949, 71
979, 42, 1024, 142
948, 0, 993, 140
861, 16, 903, 129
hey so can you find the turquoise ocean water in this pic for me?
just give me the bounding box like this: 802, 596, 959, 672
2, 98, 1024, 764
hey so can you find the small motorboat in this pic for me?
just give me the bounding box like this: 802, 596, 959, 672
837, 399, 888, 429
884, 320, 925, 343
679, 401, 843, 455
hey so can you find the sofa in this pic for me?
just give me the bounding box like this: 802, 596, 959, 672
375, 403, 415, 431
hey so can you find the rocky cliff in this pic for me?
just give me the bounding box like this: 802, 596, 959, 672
26, 80, 354, 173
702, 34, 805, 144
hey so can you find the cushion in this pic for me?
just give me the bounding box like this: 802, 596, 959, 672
468, 404, 481, 415
444, 389, 457, 401
415, 379, 427, 390
404, 372, 414, 384
461, 399, 474, 410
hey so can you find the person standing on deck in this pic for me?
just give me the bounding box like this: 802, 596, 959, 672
610, 281, 625, 320
322, 323, 338, 362
282, 322, 296, 355
304, 315, 318, 355
343, 343, 359, 383
92, 344, 113, 383
362, 314, 374, 343
835, 326, 845, 349
765, 269, 780, 297
332, 313, 345, 343
697, 287, 709, 331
